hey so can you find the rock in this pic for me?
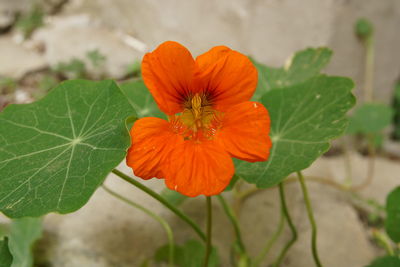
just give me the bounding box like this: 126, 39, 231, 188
29, 152, 400, 266
32, 14, 145, 79
241, 177, 377, 267
63, 0, 400, 104
0, 35, 47, 79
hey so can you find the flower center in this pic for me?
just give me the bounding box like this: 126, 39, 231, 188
171, 93, 221, 141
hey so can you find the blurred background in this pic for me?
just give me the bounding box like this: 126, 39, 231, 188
0, 0, 400, 266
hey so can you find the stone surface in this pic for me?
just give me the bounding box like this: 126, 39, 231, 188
32, 14, 145, 79
26, 152, 400, 266
63, 0, 400, 104
0, 35, 46, 79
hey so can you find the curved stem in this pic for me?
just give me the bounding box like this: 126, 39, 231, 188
351, 134, 376, 191
254, 199, 285, 267
274, 183, 298, 267
204, 196, 213, 267
216, 195, 246, 254
297, 171, 323, 267
102, 184, 175, 266
111, 169, 206, 241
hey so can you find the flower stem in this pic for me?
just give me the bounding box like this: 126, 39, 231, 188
204, 196, 213, 267
273, 183, 298, 267
111, 169, 206, 242
254, 199, 285, 267
216, 195, 246, 254
364, 34, 375, 102
102, 184, 175, 267
297, 171, 323, 267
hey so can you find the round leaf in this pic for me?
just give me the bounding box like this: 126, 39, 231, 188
0, 80, 136, 217
236, 75, 355, 188
347, 103, 393, 134
252, 47, 332, 100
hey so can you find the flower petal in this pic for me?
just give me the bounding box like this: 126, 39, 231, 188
164, 140, 234, 197
196, 46, 257, 111
126, 117, 183, 179
142, 41, 199, 115
216, 101, 272, 162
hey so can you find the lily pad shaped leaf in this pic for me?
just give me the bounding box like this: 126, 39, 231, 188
236, 75, 355, 188
347, 102, 394, 134
119, 80, 165, 119
0, 80, 136, 218
252, 47, 332, 100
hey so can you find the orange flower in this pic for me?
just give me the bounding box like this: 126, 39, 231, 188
127, 41, 272, 197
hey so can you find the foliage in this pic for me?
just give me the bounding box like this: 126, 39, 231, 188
0, 237, 13, 267
236, 75, 355, 188
365, 256, 400, 267
125, 61, 141, 77
0, 80, 135, 217
155, 240, 219, 267
160, 188, 188, 206
86, 49, 107, 68
15, 5, 44, 38
53, 58, 87, 79
8, 218, 42, 267
0, 78, 17, 95
347, 103, 394, 134
119, 80, 165, 119
251, 47, 332, 100
385, 187, 400, 243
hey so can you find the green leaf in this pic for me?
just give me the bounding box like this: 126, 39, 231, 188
0, 224, 9, 238
160, 188, 188, 206
347, 103, 394, 134
385, 186, 400, 243
0, 237, 13, 267
119, 80, 165, 119
0, 80, 136, 217
8, 218, 42, 267
155, 240, 219, 267
236, 75, 355, 188
252, 47, 332, 100
365, 256, 400, 267
224, 174, 240, 192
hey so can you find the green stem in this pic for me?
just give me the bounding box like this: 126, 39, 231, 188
204, 196, 213, 267
372, 229, 394, 256
111, 169, 206, 242
216, 195, 246, 254
102, 184, 175, 267
297, 171, 323, 267
254, 199, 285, 267
274, 183, 298, 267
364, 34, 375, 102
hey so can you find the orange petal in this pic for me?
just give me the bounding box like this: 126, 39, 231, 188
196, 46, 257, 111
216, 101, 272, 162
126, 117, 183, 180
142, 41, 199, 115
164, 140, 234, 197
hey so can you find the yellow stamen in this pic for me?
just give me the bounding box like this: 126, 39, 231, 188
191, 93, 202, 119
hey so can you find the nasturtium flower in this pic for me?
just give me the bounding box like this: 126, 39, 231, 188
127, 41, 272, 197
